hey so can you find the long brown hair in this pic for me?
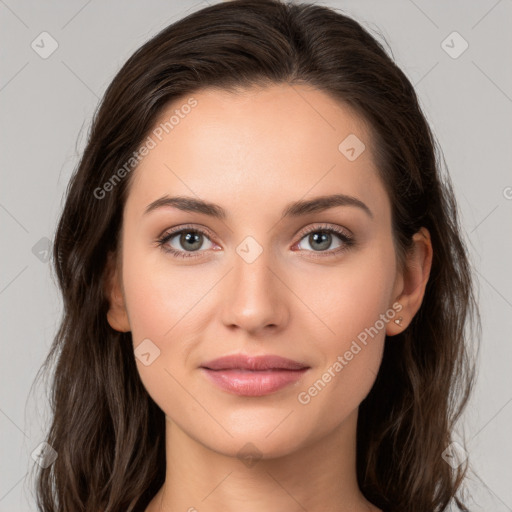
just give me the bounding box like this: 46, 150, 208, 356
31, 1, 479, 510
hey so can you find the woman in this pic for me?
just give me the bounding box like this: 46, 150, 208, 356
32, 0, 479, 510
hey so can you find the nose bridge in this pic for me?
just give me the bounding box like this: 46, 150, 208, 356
221, 235, 286, 333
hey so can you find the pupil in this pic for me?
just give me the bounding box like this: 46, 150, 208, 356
311, 232, 330, 251
182, 232, 201, 251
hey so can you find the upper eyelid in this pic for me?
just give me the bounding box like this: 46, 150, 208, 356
160, 223, 352, 245
159, 223, 214, 239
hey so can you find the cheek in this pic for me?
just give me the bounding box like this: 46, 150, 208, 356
120, 247, 218, 402
122, 247, 209, 343
295, 279, 390, 431
296, 338, 384, 437
121, 255, 201, 415
293, 242, 395, 408
299, 243, 396, 350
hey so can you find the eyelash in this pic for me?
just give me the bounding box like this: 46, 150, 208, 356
155, 223, 355, 260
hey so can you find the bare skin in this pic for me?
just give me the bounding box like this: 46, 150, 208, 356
105, 83, 432, 512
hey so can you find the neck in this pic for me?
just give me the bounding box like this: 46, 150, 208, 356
147, 408, 380, 512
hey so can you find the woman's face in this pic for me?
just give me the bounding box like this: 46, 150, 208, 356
108, 83, 405, 458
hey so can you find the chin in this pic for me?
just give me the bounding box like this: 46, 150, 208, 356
210, 434, 306, 463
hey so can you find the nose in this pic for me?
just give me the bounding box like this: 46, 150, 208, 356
220, 242, 289, 336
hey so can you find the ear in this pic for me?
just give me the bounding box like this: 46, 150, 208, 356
386, 227, 433, 336
103, 250, 131, 333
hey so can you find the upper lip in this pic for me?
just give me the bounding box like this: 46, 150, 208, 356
200, 354, 309, 371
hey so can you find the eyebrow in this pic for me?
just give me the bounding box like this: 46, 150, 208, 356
144, 193, 373, 220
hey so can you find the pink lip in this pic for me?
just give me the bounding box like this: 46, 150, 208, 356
201, 354, 308, 371
200, 354, 310, 396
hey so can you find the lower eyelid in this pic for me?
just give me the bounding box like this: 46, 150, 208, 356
158, 226, 353, 257
294, 230, 354, 254
160, 229, 215, 253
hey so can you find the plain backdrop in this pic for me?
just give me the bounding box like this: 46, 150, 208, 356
1, 0, 511, 510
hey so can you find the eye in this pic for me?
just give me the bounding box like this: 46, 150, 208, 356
156, 223, 355, 259
294, 224, 355, 257
156, 225, 216, 259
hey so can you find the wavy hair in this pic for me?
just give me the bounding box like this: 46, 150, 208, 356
31, 1, 479, 510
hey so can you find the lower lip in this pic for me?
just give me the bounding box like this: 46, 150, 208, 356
200, 368, 309, 396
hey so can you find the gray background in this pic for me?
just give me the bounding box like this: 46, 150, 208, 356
1, 0, 511, 510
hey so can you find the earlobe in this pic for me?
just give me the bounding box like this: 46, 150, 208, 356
385, 300, 405, 337
386, 227, 433, 336
104, 251, 131, 333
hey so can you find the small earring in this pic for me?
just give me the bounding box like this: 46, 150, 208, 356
394, 316, 403, 326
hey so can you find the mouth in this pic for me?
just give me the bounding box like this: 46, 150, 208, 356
200, 353, 309, 371
199, 354, 310, 396
200, 367, 309, 396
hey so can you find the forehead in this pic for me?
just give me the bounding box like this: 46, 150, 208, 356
125, 83, 389, 221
